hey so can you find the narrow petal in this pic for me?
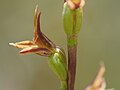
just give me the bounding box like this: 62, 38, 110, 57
14, 40, 34, 45
33, 9, 44, 48
20, 46, 51, 56
34, 5, 39, 39
20, 46, 39, 54
33, 12, 56, 51
93, 64, 105, 88
9, 40, 34, 49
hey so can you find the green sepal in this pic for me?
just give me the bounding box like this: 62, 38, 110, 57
63, 3, 83, 36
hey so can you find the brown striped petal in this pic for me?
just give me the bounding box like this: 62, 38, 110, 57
33, 6, 56, 52
20, 45, 51, 56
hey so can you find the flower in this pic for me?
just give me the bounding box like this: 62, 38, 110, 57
9, 5, 68, 90
9, 5, 56, 57
85, 64, 106, 90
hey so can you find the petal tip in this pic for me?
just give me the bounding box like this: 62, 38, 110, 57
9, 43, 15, 46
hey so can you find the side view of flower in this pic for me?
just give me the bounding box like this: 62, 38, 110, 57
9, 5, 55, 56
9, 5, 67, 90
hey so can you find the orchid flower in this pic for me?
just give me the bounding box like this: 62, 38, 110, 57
9, 5, 67, 90
9, 5, 56, 57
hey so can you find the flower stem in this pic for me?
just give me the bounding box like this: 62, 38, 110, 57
67, 35, 77, 90
61, 81, 67, 90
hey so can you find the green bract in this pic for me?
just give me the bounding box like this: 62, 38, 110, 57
48, 48, 67, 81
48, 47, 67, 90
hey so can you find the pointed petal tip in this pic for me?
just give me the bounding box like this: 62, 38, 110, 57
19, 52, 25, 55
100, 62, 105, 68
99, 62, 106, 75
80, 0, 85, 8
19, 51, 27, 55
19, 48, 31, 54
19, 51, 30, 55
35, 4, 38, 11
9, 43, 16, 46
19, 49, 31, 55
35, 5, 41, 14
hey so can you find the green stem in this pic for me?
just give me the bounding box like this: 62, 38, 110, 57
61, 81, 67, 90
67, 35, 77, 90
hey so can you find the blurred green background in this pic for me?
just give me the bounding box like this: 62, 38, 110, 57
0, 0, 120, 90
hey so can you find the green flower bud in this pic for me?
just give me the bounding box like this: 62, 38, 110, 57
63, 3, 83, 36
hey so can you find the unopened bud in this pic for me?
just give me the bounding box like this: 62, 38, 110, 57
63, 3, 83, 35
